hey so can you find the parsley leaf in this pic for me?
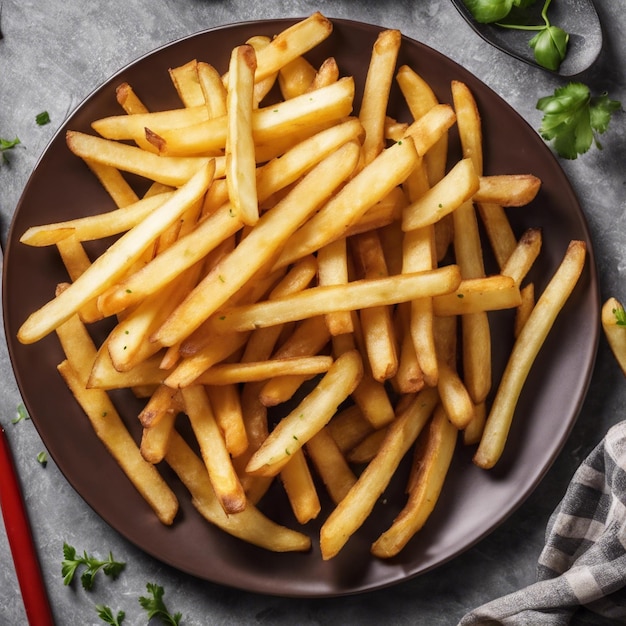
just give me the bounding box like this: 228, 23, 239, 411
61, 542, 126, 590
537, 82, 621, 159
613, 306, 626, 327
36, 111, 50, 125
0, 136, 20, 164
95, 605, 125, 626
12, 403, 30, 424
139, 583, 182, 626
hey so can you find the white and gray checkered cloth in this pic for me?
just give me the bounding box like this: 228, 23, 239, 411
459, 421, 626, 625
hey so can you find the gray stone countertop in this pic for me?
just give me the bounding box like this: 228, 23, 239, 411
0, 1, 624, 624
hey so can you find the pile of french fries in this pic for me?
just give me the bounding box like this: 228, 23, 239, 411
16, 13, 587, 560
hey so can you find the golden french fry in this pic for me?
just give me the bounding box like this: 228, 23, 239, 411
181, 384, 247, 514
305, 427, 357, 504
20, 192, 175, 247
515, 283, 536, 337
17, 161, 215, 344
359, 29, 402, 166
346, 428, 388, 464
403, 104, 456, 157
258, 316, 331, 407
602, 297, 626, 377
247, 12, 333, 83
432, 275, 521, 317
474, 240, 586, 469
214, 265, 462, 333
332, 325, 396, 429
138, 384, 181, 429
317, 237, 354, 336
140, 411, 177, 464
197, 62, 228, 119
474, 174, 541, 207
371, 404, 457, 558
351, 230, 398, 382
501, 227, 543, 286
67, 130, 216, 186
115, 82, 150, 115
319, 387, 439, 559
280, 449, 321, 524
326, 405, 375, 453
205, 384, 248, 458
278, 54, 317, 99
477, 202, 518, 269
308, 56, 340, 91
451, 80, 482, 175
85, 160, 141, 206
165, 430, 311, 552
226, 45, 259, 226
246, 350, 364, 477
402, 158, 480, 231
169, 59, 206, 108
195, 355, 333, 386
396, 64, 448, 184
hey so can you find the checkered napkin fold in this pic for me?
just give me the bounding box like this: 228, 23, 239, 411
459, 420, 626, 625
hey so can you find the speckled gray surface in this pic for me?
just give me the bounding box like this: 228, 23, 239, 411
0, 1, 625, 625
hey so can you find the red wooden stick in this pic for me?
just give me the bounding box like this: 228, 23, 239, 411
0, 425, 54, 625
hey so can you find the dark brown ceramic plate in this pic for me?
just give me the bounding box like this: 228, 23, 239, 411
3, 18, 599, 597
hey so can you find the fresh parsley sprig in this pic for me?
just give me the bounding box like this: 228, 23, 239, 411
138, 583, 182, 626
61, 542, 126, 590
537, 82, 621, 159
95, 605, 126, 626
463, 0, 568, 70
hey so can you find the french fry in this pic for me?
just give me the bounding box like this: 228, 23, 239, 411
280, 449, 321, 524
195, 355, 333, 386
258, 316, 331, 407
278, 54, 317, 100
169, 59, 206, 108
20, 192, 175, 247
305, 427, 357, 504
500, 227, 543, 286
402, 158, 480, 231
246, 350, 364, 477
225, 45, 259, 226
332, 324, 396, 429
317, 237, 354, 336
197, 62, 228, 119
602, 297, 626, 376
140, 410, 177, 464
351, 230, 398, 382
474, 240, 586, 469
181, 384, 247, 514
213, 265, 462, 333
319, 387, 439, 559
432, 275, 522, 317
165, 430, 311, 552
359, 29, 402, 166
474, 174, 541, 207
371, 404, 457, 558
67, 130, 216, 186
477, 202, 518, 269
